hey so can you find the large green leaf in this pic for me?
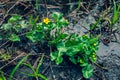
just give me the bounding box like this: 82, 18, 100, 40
66, 43, 83, 56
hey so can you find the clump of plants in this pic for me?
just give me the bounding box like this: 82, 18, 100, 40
50, 34, 99, 78
0, 12, 99, 79
0, 15, 28, 42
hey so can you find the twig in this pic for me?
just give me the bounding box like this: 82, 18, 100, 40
42, 62, 50, 74
94, 72, 106, 80
33, 56, 41, 69
0, 40, 10, 48
50, 62, 56, 80
0, 0, 9, 5
94, 63, 108, 70
0, 0, 20, 26
44, 0, 48, 17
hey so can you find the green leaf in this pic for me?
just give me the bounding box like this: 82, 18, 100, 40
112, 0, 118, 25
66, 47, 78, 56
59, 18, 69, 26
9, 55, 29, 80
8, 34, 20, 42
26, 30, 44, 42
1, 23, 12, 30
50, 33, 68, 45
50, 51, 63, 65
0, 76, 6, 80
36, 54, 44, 74
56, 56, 63, 65
80, 62, 88, 67
0, 53, 11, 61
57, 42, 67, 53
0, 70, 6, 80
26, 31, 36, 42
89, 38, 98, 45
8, 15, 22, 23
85, 50, 91, 55
19, 20, 28, 28
69, 57, 77, 64
52, 12, 63, 21
35, 0, 39, 10
29, 15, 39, 28
12, 25, 21, 32
82, 64, 93, 78
66, 43, 82, 56
79, 56, 89, 67
50, 51, 58, 61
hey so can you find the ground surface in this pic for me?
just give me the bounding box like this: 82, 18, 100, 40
0, 0, 120, 80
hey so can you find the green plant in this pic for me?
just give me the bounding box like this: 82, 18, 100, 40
0, 12, 99, 79
0, 12, 68, 43
9, 54, 29, 80
0, 53, 11, 61
102, 0, 120, 29
9, 54, 47, 80
0, 70, 6, 80
35, 0, 39, 10
110, 0, 120, 27
26, 12, 68, 43
1, 15, 28, 42
77, 0, 82, 10
21, 54, 48, 80
90, 0, 120, 31
50, 34, 99, 78
69, 0, 82, 11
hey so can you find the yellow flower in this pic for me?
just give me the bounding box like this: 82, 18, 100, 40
93, 43, 97, 46
43, 18, 50, 24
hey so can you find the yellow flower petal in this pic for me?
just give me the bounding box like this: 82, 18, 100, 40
43, 18, 50, 24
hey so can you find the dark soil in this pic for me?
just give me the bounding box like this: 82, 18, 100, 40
0, 0, 120, 80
